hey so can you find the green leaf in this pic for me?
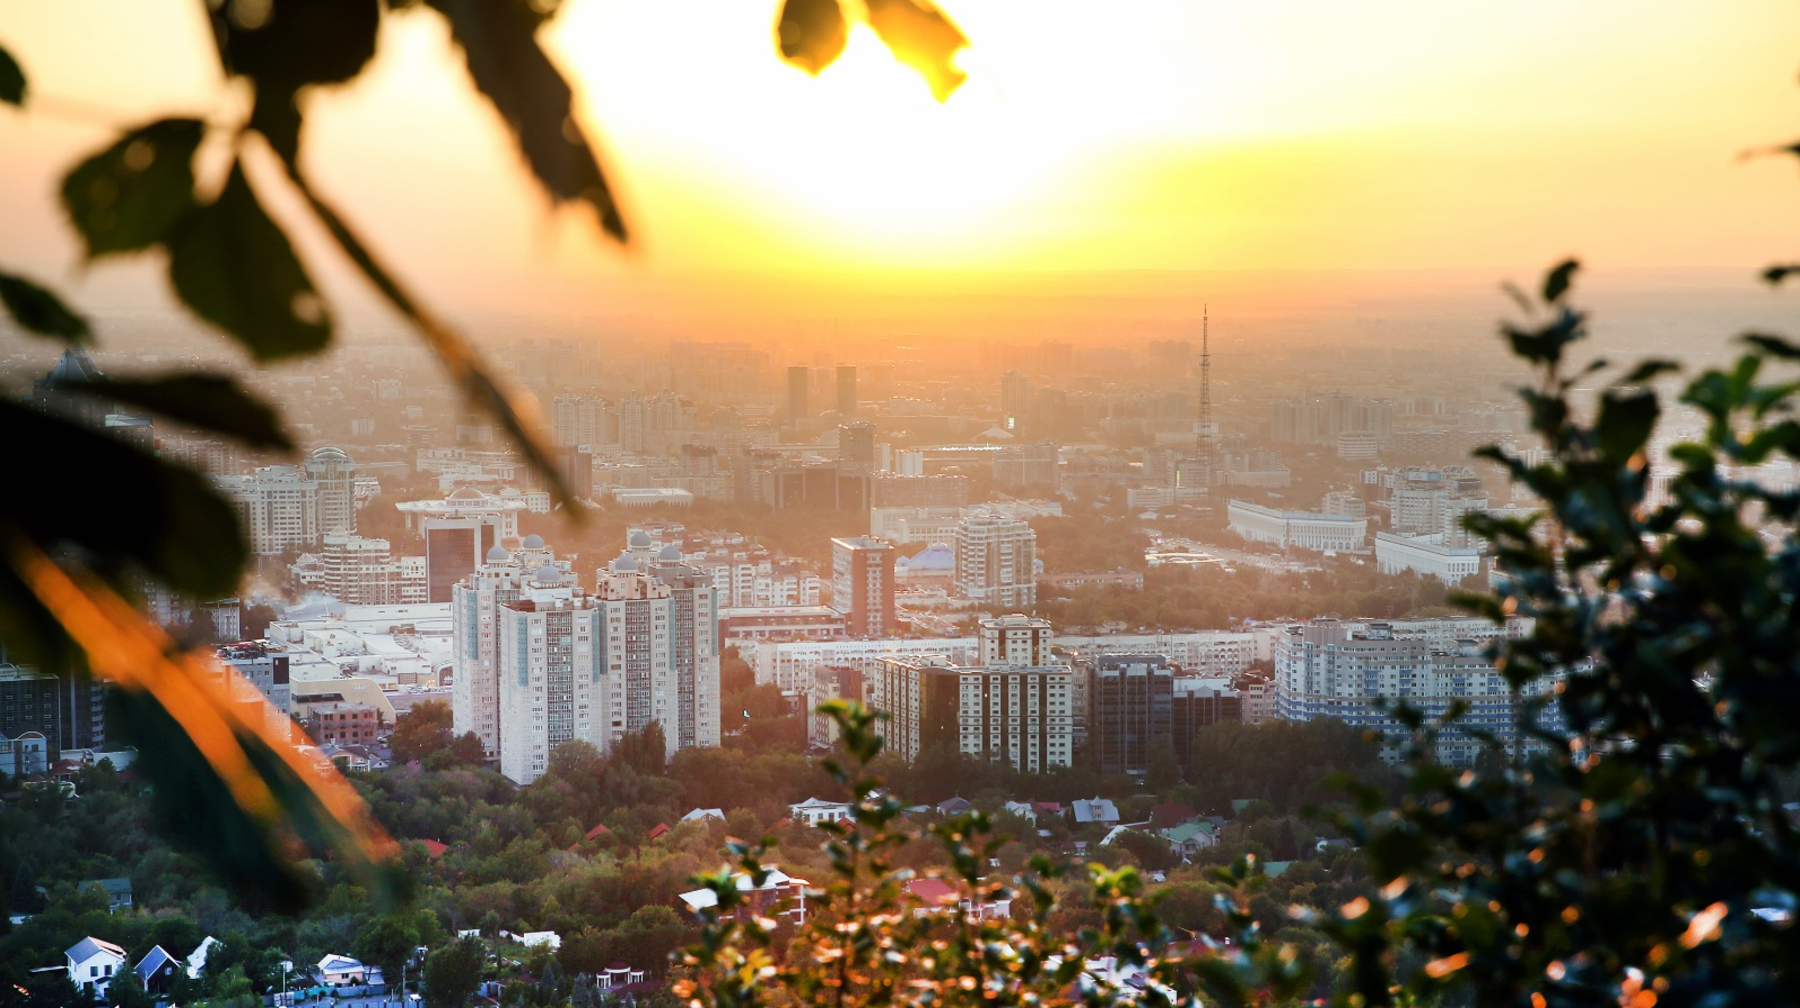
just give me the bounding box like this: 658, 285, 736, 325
166, 162, 333, 361
1542, 257, 1580, 304
777, 0, 849, 76
1594, 388, 1658, 462
0, 42, 24, 106
60, 118, 204, 259
0, 399, 249, 598
63, 373, 293, 451
0, 271, 92, 343
863, 0, 969, 101
428, 0, 627, 242
210, 0, 380, 91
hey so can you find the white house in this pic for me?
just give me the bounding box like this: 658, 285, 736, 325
1070, 797, 1120, 826
66, 937, 127, 999
788, 796, 853, 826
681, 807, 726, 824
186, 935, 221, 978
317, 953, 368, 985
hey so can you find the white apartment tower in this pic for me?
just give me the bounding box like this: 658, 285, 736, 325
593, 547, 722, 758
452, 535, 565, 761
304, 446, 357, 534
955, 513, 1037, 609
217, 465, 321, 555
496, 563, 608, 784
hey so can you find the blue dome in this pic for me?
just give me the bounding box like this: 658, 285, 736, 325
905, 543, 955, 571
522, 534, 546, 549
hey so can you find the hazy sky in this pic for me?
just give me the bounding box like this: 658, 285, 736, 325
3, 1, 1800, 319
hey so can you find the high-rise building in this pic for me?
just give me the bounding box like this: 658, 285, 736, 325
868, 615, 1072, 773
830, 537, 897, 637
836, 364, 858, 416
1001, 370, 1030, 432
304, 446, 357, 535
839, 421, 877, 468
1089, 654, 1174, 776
1171, 676, 1242, 774
397, 487, 528, 603
787, 365, 810, 424
217, 465, 321, 555
955, 513, 1037, 609
552, 393, 605, 448
452, 535, 565, 761
495, 561, 604, 784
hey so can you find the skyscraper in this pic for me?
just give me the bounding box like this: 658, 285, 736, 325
839, 421, 877, 468
304, 446, 357, 535
452, 535, 564, 761
787, 365, 810, 424
830, 536, 897, 637
1089, 654, 1174, 776
398, 487, 528, 603
1001, 370, 1030, 432
836, 364, 857, 416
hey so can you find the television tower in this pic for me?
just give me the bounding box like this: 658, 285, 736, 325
1197, 305, 1215, 481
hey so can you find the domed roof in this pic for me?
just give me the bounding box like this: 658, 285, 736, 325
448, 486, 486, 501
658, 544, 683, 562
535, 562, 561, 582
610, 552, 638, 572
522, 533, 546, 550
486, 544, 511, 563
629, 531, 653, 548
306, 446, 351, 464
904, 543, 955, 571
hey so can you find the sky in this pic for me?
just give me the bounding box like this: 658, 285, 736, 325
3, 1, 1800, 323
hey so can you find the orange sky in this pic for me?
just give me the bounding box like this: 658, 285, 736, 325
3, 1, 1800, 312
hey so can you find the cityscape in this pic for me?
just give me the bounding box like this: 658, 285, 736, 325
2, 3, 1798, 1008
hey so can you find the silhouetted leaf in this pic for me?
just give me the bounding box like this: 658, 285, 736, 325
60, 118, 203, 259
65, 373, 293, 451
280, 162, 580, 510
210, 0, 380, 91
428, 0, 627, 241
1742, 332, 1800, 360
1594, 390, 1658, 463
777, 0, 848, 75
0, 399, 247, 598
0, 271, 92, 343
0, 42, 24, 106
1761, 264, 1800, 285
1621, 358, 1680, 384
167, 162, 333, 361
249, 86, 303, 165
864, 0, 968, 100
1542, 258, 1579, 304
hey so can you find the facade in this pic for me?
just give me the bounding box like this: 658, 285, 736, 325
839, 421, 877, 467
495, 564, 607, 784
0, 662, 61, 770
1170, 676, 1243, 773
217, 465, 321, 555
1227, 500, 1367, 552
398, 487, 528, 603
868, 616, 1073, 773
1375, 532, 1485, 583
1089, 654, 1174, 776
306, 702, 381, 745
1273, 618, 1561, 766
67, 937, 127, 1000
830, 536, 897, 638
452, 536, 569, 763
955, 513, 1038, 609
304, 446, 357, 535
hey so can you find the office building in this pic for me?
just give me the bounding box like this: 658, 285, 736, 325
955, 513, 1037, 609
830, 536, 897, 637
1001, 370, 1030, 432
1170, 676, 1243, 773
839, 421, 877, 468
1227, 500, 1367, 553
1089, 654, 1174, 776
398, 487, 528, 603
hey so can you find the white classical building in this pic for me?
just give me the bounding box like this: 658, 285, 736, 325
1375, 532, 1485, 584
1227, 500, 1367, 552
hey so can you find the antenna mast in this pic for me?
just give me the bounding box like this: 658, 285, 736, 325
1198, 305, 1214, 481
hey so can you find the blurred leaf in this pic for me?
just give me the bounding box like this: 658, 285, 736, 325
0, 399, 247, 598
64, 373, 293, 451
167, 162, 333, 361
249, 87, 303, 165
1761, 264, 1800, 285
0, 271, 92, 343
210, 0, 380, 91
1594, 389, 1658, 463
0, 42, 23, 106
1621, 358, 1680, 384
776, 0, 848, 75
1742, 332, 1800, 360
60, 118, 203, 259
864, 0, 968, 100
427, 0, 627, 241
2, 534, 402, 911
1542, 257, 1579, 304
279, 162, 580, 510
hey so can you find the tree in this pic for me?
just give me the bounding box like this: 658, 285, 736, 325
423, 935, 486, 1008
106, 969, 156, 1008
391, 700, 454, 765
352, 910, 434, 989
